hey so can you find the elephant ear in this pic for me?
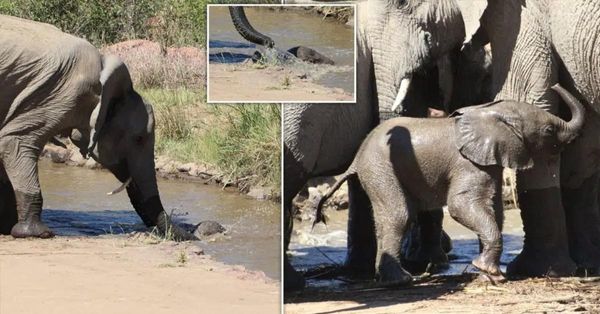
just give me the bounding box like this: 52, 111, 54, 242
452, 101, 534, 170
88, 54, 133, 156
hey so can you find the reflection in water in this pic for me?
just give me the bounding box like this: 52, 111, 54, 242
208, 6, 354, 93
290, 208, 525, 287
38, 159, 280, 279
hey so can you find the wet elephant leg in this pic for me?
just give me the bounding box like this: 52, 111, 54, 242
402, 209, 449, 274
1, 138, 53, 238
344, 176, 376, 279
562, 172, 600, 275
507, 157, 576, 277
0, 164, 17, 235
283, 146, 306, 291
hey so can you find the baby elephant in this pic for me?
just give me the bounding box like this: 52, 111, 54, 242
315, 85, 584, 284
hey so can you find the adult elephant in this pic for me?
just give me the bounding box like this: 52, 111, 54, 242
0, 15, 195, 240
283, 0, 479, 290
466, 0, 600, 276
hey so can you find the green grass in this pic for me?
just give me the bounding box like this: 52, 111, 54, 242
140, 88, 281, 191
1, 0, 278, 47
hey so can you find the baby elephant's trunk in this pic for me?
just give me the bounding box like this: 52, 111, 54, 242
551, 84, 585, 144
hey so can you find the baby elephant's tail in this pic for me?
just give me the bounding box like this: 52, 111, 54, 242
313, 165, 357, 228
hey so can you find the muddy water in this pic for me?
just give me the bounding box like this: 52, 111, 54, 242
290, 207, 525, 287
38, 159, 280, 279
208, 6, 354, 93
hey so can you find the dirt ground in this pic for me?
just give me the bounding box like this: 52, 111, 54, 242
0, 235, 280, 314
208, 63, 354, 102
285, 274, 600, 313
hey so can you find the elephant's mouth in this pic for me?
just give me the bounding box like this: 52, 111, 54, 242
391, 66, 444, 117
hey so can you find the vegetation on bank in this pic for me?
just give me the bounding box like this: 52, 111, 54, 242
0, 0, 276, 48
143, 88, 281, 191
1, 0, 281, 191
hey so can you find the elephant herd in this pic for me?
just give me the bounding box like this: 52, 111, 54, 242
284, 0, 600, 291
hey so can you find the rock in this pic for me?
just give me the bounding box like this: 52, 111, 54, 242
247, 187, 271, 200
177, 162, 195, 173
84, 158, 101, 169
68, 150, 87, 167
44, 145, 70, 163
194, 220, 226, 237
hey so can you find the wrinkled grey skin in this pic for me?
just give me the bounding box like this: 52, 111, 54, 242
283, 0, 474, 291
465, 0, 600, 276
0, 15, 195, 241
314, 85, 585, 285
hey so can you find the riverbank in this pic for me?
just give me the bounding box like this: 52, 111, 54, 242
0, 235, 280, 314
208, 63, 353, 102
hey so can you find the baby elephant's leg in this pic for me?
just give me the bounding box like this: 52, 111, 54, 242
363, 171, 413, 285
448, 186, 505, 282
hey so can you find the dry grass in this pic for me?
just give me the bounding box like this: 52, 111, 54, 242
102, 40, 206, 89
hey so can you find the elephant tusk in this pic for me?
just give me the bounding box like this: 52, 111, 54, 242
391, 77, 412, 113
107, 177, 132, 195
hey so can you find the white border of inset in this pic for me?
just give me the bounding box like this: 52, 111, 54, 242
206, 4, 357, 104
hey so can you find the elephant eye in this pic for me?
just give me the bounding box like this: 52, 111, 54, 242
542, 125, 555, 136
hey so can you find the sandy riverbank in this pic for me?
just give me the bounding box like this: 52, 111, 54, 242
0, 235, 280, 314
208, 63, 353, 102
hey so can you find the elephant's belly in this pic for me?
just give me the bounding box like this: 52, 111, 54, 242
402, 178, 450, 211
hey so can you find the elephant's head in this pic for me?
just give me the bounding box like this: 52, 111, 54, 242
366, 0, 466, 117
72, 55, 195, 241
453, 84, 585, 169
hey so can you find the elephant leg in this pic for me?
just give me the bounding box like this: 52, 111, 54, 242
447, 194, 504, 282
0, 164, 17, 235
361, 169, 417, 286
283, 146, 306, 291
1, 138, 52, 238
562, 172, 600, 275
344, 175, 377, 279
507, 158, 576, 277
402, 209, 449, 274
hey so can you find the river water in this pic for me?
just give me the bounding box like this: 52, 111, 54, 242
290, 207, 525, 287
208, 6, 355, 93
38, 159, 280, 280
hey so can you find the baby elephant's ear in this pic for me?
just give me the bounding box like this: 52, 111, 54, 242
453, 103, 534, 170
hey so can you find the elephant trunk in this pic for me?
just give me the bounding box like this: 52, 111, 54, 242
551, 84, 585, 143
229, 7, 275, 48
125, 181, 197, 241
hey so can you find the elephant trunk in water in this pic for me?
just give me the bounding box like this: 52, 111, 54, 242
551, 85, 585, 143
229, 6, 275, 48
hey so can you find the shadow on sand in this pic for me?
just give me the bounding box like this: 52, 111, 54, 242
286, 235, 524, 313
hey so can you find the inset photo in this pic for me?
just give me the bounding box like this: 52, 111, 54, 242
207, 4, 355, 103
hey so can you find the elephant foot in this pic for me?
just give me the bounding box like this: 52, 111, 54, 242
507, 249, 576, 277
11, 220, 54, 238
376, 265, 413, 286
402, 246, 449, 275
472, 255, 505, 283
570, 239, 600, 276
377, 254, 413, 286
284, 256, 305, 291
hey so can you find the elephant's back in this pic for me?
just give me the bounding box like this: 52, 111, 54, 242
0, 15, 100, 134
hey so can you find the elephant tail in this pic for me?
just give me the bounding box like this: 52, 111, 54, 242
313, 165, 357, 228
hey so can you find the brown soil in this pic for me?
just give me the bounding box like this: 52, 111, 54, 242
284, 274, 600, 313
208, 63, 353, 102
0, 235, 280, 314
